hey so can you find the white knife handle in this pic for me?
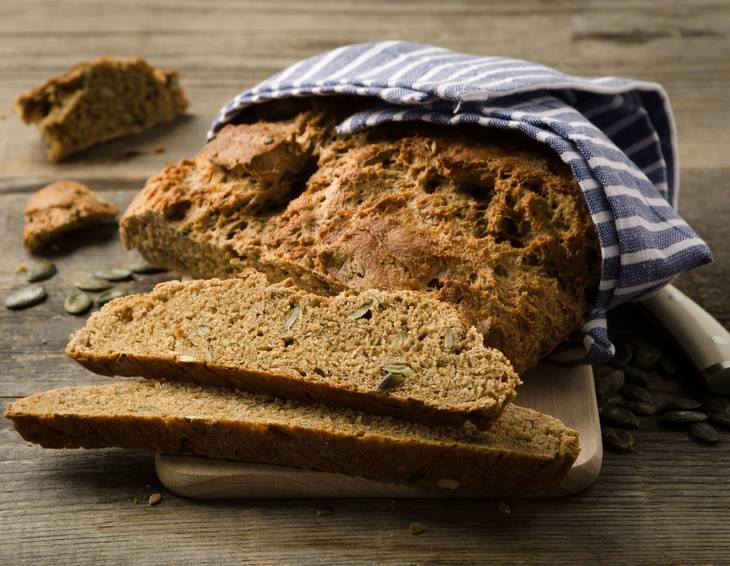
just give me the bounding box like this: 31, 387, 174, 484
640, 284, 730, 394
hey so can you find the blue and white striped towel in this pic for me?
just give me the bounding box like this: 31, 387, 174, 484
207, 41, 712, 365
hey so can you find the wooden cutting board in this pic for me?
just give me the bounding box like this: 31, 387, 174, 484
156, 363, 601, 498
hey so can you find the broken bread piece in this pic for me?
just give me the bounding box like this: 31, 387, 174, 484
15, 56, 188, 161
5, 380, 580, 495
66, 270, 520, 429
23, 181, 119, 251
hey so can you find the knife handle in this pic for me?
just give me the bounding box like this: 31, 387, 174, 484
640, 284, 730, 394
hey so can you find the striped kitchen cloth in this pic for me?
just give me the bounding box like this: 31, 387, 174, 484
207, 41, 712, 365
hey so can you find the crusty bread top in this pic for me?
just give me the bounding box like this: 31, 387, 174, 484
66, 271, 520, 429
120, 99, 600, 373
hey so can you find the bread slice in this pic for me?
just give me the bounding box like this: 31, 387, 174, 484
66, 271, 519, 429
5, 380, 579, 495
15, 56, 188, 161
23, 181, 119, 251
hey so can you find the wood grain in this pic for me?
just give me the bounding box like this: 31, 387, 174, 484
1, 1, 729, 564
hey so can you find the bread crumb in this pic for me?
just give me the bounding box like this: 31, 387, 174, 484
409, 522, 426, 535
16, 263, 27, 273
496, 500, 512, 515
148, 492, 162, 506
154, 144, 166, 154
316, 506, 334, 517
133, 497, 139, 504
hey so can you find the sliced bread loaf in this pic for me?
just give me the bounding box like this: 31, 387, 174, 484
66, 271, 520, 429
5, 380, 579, 494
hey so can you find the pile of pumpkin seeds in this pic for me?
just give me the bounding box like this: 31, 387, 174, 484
595, 305, 730, 451
4, 255, 167, 315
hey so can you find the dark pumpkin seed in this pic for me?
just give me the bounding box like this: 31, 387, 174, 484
377, 372, 404, 391
602, 428, 634, 451
600, 406, 639, 429
661, 398, 701, 411
658, 410, 707, 424
620, 383, 654, 404
700, 396, 730, 415
631, 343, 662, 370
94, 268, 132, 281
64, 289, 92, 315
689, 422, 720, 444
598, 393, 623, 409
624, 365, 650, 388
593, 364, 614, 378
658, 356, 678, 377
609, 342, 633, 368
597, 369, 625, 397
75, 276, 113, 292
95, 287, 129, 306
27, 259, 56, 282
128, 258, 166, 274
708, 412, 730, 428
621, 400, 660, 416
4, 285, 47, 310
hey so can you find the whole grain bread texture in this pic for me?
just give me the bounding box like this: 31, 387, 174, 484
67, 271, 520, 430
15, 56, 189, 161
23, 181, 119, 251
121, 99, 600, 374
5, 379, 579, 495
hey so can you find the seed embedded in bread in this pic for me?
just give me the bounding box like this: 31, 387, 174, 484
66, 270, 520, 429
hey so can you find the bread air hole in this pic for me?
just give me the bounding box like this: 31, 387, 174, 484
165, 199, 192, 221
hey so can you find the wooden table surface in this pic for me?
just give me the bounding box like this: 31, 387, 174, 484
1, 1, 729, 564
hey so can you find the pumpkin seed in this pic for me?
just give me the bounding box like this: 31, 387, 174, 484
128, 257, 166, 274
4, 285, 47, 310
64, 289, 92, 315
689, 422, 720, 444
620, 383, 654, 404
609, 342, 633, 368
597, 369, 625, 397
316, 507, 334, 517
377, 372, 404, 391
349, 295, 380, 320
593, 364, 614, 378
496, 500, 512, 515
700, 396, 730, 415
658, 356, 678, 377
708, 412, 730, 428
195, 326, 210, 336
662, 398, 701, 411
95, 287, 129, 306
27, 259, 56, 282
75, 276, 112, 292
263, 135, 274, 144
624, 366, 650, 388
283, 305, 301, 331
602, 428, 634, 451
598, 393, 623, 409
631, 343, 662, 370
658, 410, 707, 424
94, 268, 132, 281
445, 328, 455, 352
621, 400, 660, 416
436, 478, 460, 490
600, 406, 639, 429
178, 355, 196, 363
381, 364, 414, 378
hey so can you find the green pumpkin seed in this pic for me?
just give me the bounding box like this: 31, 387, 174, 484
128, 257, 167, 274
4, 285, 47, 310
658, 410, 707, 424
620, 383, 654, 404
624, 365, 650, 388
94, 268, 133, 281
64, 289, 92, 315
662, 398, 701, 411
602, 428, 634, 451
381, 364, 414, 378
631, 343, 662, 370
609, 342, 633, 368
377, 372, 404, 391
598, 393, 623, 409
597, 369, 625, 397
283, 305, 301, 331
27, 259, 56, 282
600, 406, 639, 429
75, 276, 113, 292
658, 356, 678, 377
349, 295, 381, 320
621, 400, 660, 416
95, 287, 129, 306
708, 412, 730, 428
689, 422, 720, 444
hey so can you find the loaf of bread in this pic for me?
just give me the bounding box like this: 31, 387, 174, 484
15, 57, 189, 161
23, 181, 119, 251
5, 380, 579, 495
66, 271, 519, 429
121, 99, 600, 373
